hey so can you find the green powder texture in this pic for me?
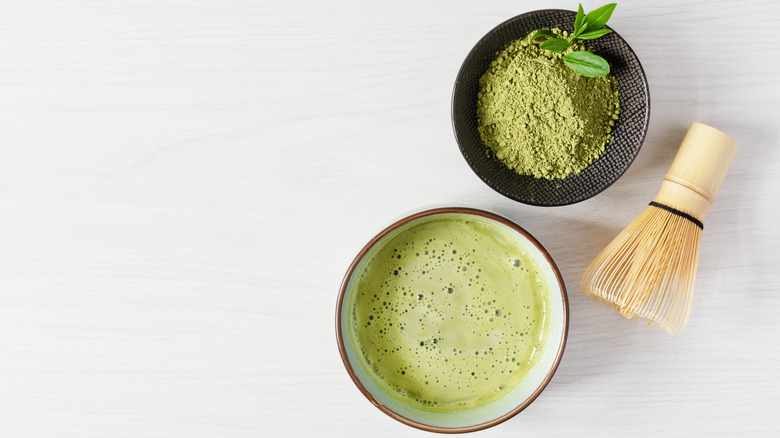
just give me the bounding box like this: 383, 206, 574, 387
477, 29, 620, 180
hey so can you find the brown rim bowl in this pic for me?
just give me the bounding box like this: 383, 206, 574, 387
335, 207, 569, 433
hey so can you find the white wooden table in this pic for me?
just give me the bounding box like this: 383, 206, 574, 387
1, 1, 778, 436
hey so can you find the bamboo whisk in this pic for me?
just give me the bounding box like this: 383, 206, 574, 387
580, 123, 739, 335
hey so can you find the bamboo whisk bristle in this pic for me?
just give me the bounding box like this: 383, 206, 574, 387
580, 204, 701, 335
580, 123, 738, 335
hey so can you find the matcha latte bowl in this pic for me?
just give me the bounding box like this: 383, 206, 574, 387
336, 208, 569, 433
452, 9, 650, 206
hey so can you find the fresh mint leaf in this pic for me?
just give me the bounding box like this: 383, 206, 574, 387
541, 38, 570, 52
531, 29, 555, 43
582, 3, 617, 33
563, 51, 610, 77
576, 29, 612, 40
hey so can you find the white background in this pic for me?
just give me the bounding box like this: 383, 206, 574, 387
1, 0, 778, 436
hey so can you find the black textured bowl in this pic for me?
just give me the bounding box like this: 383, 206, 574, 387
452, 9, 650, 206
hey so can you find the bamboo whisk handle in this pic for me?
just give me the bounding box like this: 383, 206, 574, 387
654, 123, 739, 221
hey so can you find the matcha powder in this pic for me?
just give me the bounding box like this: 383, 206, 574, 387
477, 29, 620, 180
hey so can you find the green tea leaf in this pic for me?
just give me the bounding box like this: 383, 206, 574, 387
530, 29, 555, 43
563, 51, 610, 77
576, 28, 612, 40
583, 3, 617, 33
541, 38, 570, 52
574, 4, 585, 32
573, 20, 588, 39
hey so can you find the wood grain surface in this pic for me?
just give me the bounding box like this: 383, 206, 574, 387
1, 0, 778, 436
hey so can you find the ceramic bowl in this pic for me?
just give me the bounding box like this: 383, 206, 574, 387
335, 207, 569, 433
452, 9, 650, 206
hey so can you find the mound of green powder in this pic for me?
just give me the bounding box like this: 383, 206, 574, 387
477, 29, 620, 180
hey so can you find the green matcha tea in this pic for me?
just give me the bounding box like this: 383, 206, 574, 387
348, 214, 551, 412
477, 28, 620, 180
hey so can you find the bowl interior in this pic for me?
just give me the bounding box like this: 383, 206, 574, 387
452, 9, 650, 206
336, 208, 568, 432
